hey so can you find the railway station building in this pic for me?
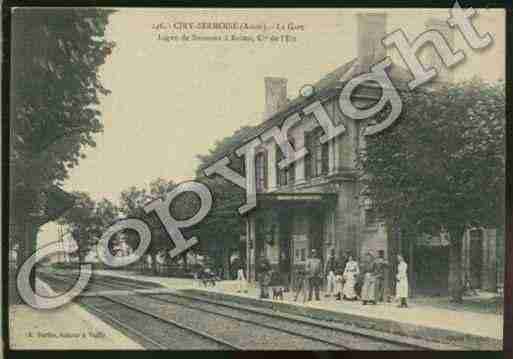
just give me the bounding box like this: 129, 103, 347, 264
209, 13, 502, 294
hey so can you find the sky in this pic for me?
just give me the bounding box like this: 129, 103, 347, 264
37, 7, 505, 247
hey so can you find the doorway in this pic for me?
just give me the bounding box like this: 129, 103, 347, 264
278, 210, 293, 286
308, 207, 324, 262
469, 229, 483, 289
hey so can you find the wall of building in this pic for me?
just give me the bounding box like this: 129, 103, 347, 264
247, 91, 398, 280
359, 223, 388, 259
461, 228, 498, 292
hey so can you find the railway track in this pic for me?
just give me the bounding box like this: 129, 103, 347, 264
40, 273, 239, 349
39, 271, 153, 291
39, 272, 457, 350
81, 295, 241, 350
145, 292, 430, 350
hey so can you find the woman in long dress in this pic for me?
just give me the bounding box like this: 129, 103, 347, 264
236, 264, 248, 293
396, 254, 409, 308
342, 255, 360, 300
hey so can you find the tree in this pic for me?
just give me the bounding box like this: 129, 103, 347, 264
119, 178, 177, 274
196, 125, 256, 173
191, 177, 246, 279
58, 192, 119, 262
9, 9, 115, 287
359, 79, 505, 302
194, 126, 254, 279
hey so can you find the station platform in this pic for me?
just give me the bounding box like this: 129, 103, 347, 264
9, 278, 144, 350
87, 270, 504, 350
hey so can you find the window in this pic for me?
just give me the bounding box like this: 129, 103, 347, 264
365, 208, 377, 227
304, 129, 329, 179
322, 140, 329, 174
289, 158, 296, 184
276, 139, 295, 187
300, 248, 306, 261
304, 134, 312, 180
255, 152, 267, 192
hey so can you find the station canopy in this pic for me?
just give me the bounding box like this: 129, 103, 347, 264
252, 192, 338, 212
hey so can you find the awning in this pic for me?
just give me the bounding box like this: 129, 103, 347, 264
253, 192, 338, 211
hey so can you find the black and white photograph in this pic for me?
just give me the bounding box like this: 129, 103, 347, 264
5, 5, 509, 352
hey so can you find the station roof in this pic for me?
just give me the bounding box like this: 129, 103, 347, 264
199, 56, 416, 172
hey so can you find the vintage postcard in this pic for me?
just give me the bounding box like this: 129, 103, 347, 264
6, 5, 507, 352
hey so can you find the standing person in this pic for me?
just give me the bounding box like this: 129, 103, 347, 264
374, 250, 389, 302
306, 249, 322, 301
257, 255, 271, 299
236, 263, 248, 293
294, 267, 309, 303
192, 262, 203, 288
396, 254, 409, 308
342, 254, 360, 301
324, 249, 337, 298
360, 251, 378, 305
334, 252, 346, 300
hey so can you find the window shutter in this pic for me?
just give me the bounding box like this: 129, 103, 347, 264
289, 138, 296, 183
263, 150, 268, 189
288, 138, 296, 183
276, 147, 283, 186
304, 132, 312, 179
254, 154, 259, 192
322, 142, 329, 174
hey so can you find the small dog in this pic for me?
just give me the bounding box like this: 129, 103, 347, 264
200, 269, 218, 287
202, 278, 216, 287
272, 286, 284, 300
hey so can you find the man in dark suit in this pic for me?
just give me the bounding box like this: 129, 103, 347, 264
306, 249, 322, 301
257, 255, 271, 299
374, 250, 389, 302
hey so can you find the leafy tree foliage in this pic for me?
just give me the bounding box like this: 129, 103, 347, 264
194, 126, 256, 278
196, 125, 255, 175
191, 177, 246, 279
58, 192, 119, 261
9, 9, 115, 275
359, 79, 505, 302
119, 178, 177, 273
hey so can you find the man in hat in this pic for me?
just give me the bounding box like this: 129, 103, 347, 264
360, 251, 378, 305
294, 266, 309, 303
306, 249, 322, 301
374, 250, 389, 302
257, 254, 271, 299
334, 250, 346, 300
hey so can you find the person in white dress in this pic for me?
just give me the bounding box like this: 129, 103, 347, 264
342, 255, 360, 300
236, 264, 248, 293
324, 249, 337, 297
395, 254, 409, 308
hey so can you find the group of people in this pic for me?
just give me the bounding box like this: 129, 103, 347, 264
327, 249, 408, 307
253, 249, 409, 308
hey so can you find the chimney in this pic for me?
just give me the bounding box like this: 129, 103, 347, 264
422, 18, 455, 84
356, 13, 387, 73
264, 77, 288, 120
